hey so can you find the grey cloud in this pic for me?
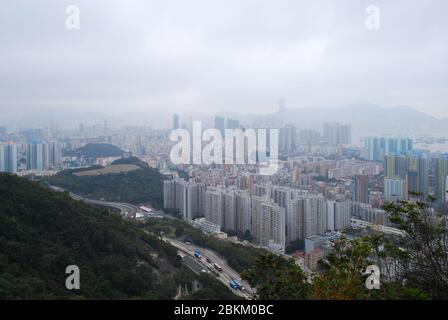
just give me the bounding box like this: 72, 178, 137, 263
0, 0, 447, 119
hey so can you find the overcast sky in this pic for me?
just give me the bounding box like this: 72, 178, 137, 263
1, 0, 447, 119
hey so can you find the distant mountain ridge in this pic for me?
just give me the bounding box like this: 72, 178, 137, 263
210, 103, 448, 138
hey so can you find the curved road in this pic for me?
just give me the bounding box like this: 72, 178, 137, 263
49, 185, 139, 218
163, 236, 255, 299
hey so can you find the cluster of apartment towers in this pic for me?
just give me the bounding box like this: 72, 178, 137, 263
164, 178, 351, 252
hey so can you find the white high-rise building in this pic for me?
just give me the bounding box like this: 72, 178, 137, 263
302, 194, 327, 238
205, 187, 225, 229
163, 179, 203, 220
327, 199, 352, 231
223, 188, 236, 231
235, 189, 252, 233
252, 196, 286, 252
0, 144, 18, 173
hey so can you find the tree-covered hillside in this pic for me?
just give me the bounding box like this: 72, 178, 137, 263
0, 174, 236, 299
43, 157, 165, 208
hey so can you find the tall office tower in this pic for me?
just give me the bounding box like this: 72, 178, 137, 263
384, 176, 408, 202
333, 199, 352, 231
0, 126, 6, 134
173, 114, 180, 130
323, 122, 351, 146
279, 124, 296, 155
406, 170, 419, 194
223, 188, 237, 231
227, 118, 240, 130
214, 116, 225, 136
205, 187, 225, 228
235, 190, 252, 233
354, 175, 369, 203
299, 129, 320, 145
252, 196, 286, 251
0, 144, 18, 173
434, 156, 448, 204
365, 136, 413, 161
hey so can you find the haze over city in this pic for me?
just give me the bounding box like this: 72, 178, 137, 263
2, 0, 448, 308
1, 0, 448, 123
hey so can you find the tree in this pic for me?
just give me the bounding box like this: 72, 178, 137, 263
385, 199, 448, 299
310, 236, 428, 300
241, 253, 310, 300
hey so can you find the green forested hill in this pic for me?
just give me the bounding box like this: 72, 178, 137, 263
44, 157, 165, 208
0, 174, 235, 299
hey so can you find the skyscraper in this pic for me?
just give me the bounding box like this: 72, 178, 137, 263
173, 114, 180, 130
354, 175, 369, 204
434, 156, 448, 204
227, 118, 240, 130
364, 136, 413, 161
0, 144, 18, 173
252, 196, 286, 252
384, 176, 408, 202
205, 187, 225, 228
214, 116, 225, 136
323, 122, 351, 146
279, 124, 296, 156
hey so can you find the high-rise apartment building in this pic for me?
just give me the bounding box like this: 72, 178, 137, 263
364, 136, 412, 161
0, 144, 18, 173
434, 155, 448, 204
354, 175, 369, 204
384, 176, 408, 202
163, 179, 203, 220
252, 196, 286, 252
25, 142, 62, 171
323, 122, 351, 146
214, 116, 225, 136
204, 187, 225, 228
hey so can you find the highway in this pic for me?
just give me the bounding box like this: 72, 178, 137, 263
164, 236, 256, 299
49, 184, 255, 299
49, 185, 139, 218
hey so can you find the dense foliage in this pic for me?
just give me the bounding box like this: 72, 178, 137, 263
64, 143, 124, 158
0, 174, 234, 299
243, 237, 428, 300
44, 157, 165, 208
242, 197, 448, 300
385, 199, 448, 299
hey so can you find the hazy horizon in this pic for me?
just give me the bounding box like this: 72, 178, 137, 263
1, 0, 448, 119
